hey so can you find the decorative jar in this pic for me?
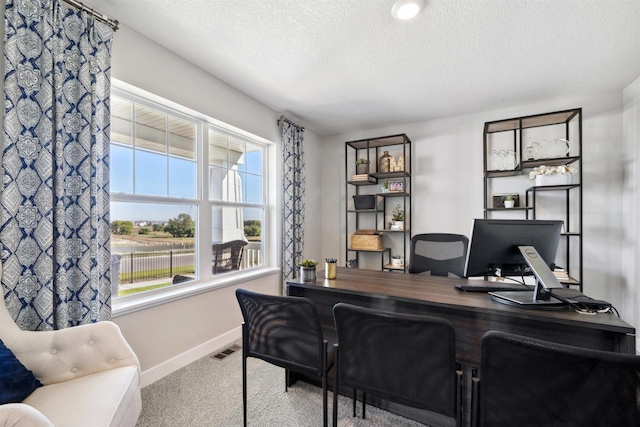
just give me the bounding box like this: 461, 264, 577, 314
379, 151, 391, 173
325, 262, 337, 279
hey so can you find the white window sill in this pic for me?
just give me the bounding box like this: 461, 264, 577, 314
111, 266, 281, 317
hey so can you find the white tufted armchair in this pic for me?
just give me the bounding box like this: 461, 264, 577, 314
0, 295, 142, 427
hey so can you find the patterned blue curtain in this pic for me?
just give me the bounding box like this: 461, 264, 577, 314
281, 119, 305, 291
1, 0, 113, 330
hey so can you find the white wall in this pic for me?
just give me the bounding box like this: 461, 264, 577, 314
322, 93, 637, 339
622, 75, 640, 347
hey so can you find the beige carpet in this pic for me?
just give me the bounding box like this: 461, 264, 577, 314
135, 346, 430, 426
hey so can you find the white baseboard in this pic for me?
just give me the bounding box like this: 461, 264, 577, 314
140, 326, 241, 388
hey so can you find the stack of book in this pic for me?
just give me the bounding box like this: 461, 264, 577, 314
553, 268, 570, 282
351, 174, 376, 183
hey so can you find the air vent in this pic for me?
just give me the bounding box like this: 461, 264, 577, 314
211, 344, 241, 360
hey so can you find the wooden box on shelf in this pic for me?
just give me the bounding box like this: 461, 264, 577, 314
351, 230, 383, 250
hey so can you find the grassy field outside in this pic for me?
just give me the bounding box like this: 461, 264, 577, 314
118, 282, 172, 297
111, 227, 195, 248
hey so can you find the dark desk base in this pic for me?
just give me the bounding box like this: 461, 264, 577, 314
286, 269, 635, 426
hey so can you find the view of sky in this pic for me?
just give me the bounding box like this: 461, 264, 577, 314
111, 148, 262, 222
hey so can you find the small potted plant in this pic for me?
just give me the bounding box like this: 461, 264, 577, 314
355, 158, 370, 175
504, 194, 515, 208
529, 164, 577, 186
299, 259, 319, 282
391, 204, 405, 230
391, 255, 404, 268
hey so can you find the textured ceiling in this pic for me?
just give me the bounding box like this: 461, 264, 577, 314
82, 0, 640, 136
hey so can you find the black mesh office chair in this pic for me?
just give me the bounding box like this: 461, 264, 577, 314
235, 289, 333, 427
332, 303, 463, 427
472, 331, 640, 427
408, 233, 469, 277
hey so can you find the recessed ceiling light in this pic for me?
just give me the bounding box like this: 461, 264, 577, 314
392, 0, 425, 20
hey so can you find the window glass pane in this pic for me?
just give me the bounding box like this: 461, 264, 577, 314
226, 169, 243, 203
135, 104, 167, 154
135, 150, 167, 196
211, 206, 263, 275
111, 96, 133, 146
245, 174, 262, 204
169, 116, 195, 160
110, 145, 133, 193
111, 202, 197, 297
208, 166, 244, 203
169, 157, 196, 198
229, 136, 245, 171
208, 165, 226, 201
208, 128, 227, 166
244, 142, 262, 175
242, 208, 263, 269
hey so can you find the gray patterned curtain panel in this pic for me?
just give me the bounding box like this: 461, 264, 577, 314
281, 120, 305, 291
1, 0, 113, 330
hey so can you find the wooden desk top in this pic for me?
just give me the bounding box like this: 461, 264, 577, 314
287, 267, 634, 335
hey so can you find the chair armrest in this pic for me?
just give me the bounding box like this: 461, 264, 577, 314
3, 321, 140, 386
0, 403, 54, 427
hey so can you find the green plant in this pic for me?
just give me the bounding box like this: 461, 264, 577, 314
355, 158, 370, 164
299, 259, 319, 268
164, 213, 195, 238
392, 204, 405, 221
505, 194, 514, 201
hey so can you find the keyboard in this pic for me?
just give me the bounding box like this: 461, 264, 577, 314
455, 283, 531, 293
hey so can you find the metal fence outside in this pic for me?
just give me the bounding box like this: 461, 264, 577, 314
114, 241, 262, 284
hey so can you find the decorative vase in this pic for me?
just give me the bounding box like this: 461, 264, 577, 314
390, 220, 404, 231
325, 262, 337, 279
356, 163, 368, 175
379, 151, 391, 173
300, 266, 316, 282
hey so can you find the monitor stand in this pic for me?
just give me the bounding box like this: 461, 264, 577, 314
489, 246, 567, 310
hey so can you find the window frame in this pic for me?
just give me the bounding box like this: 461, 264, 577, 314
110, 81, 275, 317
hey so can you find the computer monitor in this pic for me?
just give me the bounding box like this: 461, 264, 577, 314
464, 219, 566, 309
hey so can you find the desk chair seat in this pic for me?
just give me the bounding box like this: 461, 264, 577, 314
408, 233, 469, 277
472, 331, 640, 427
235, 289, 333, 427
332, 303, 462, 427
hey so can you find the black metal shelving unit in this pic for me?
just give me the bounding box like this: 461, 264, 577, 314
345, 134, 412, 272
483, 108, 583, 290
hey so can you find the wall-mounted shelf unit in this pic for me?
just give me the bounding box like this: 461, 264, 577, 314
483, 108, 582, 290
345, 134, 411, 272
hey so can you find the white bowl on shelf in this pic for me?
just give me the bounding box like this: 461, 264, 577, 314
534, 174, 572, 186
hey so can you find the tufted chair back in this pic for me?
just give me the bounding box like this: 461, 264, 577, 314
0, 293, 140, 386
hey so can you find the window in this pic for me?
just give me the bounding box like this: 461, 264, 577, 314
110, 85, 267, 300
